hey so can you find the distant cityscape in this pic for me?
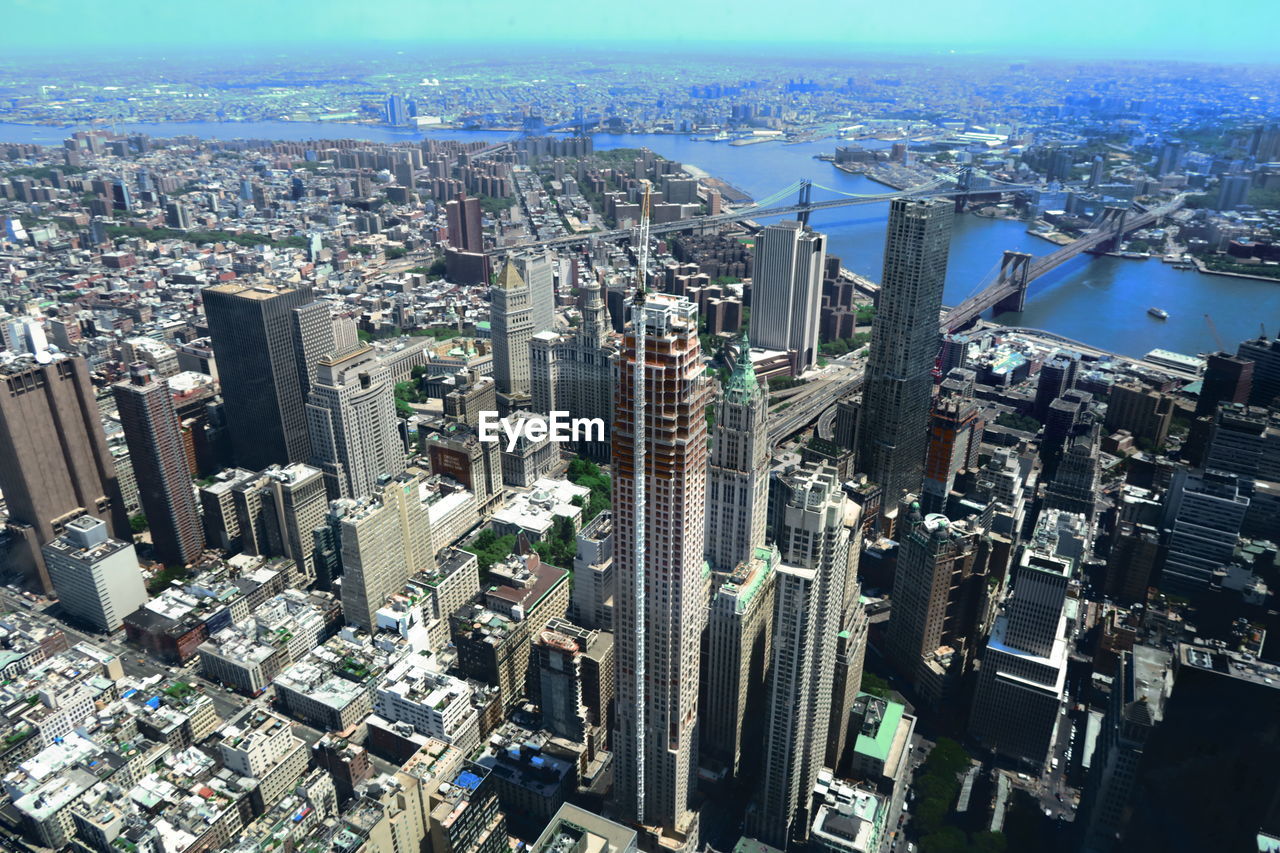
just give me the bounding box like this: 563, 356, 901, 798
0, 43, 1277, 853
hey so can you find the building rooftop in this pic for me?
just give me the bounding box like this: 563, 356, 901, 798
531, 803, 637, 853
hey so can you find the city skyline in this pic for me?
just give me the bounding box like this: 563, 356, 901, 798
0, 26, 1278, 853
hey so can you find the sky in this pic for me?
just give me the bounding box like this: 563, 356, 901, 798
2, 0, 1279, 62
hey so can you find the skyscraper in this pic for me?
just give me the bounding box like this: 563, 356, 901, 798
112, 364, 204, 566
515, 251, 557, 335
1214, 174, 1251, 211
1197, 352, 1254, 416
338, 470, 435, 632
306, 346, 403, 500
42, 515, 149, 633
613, 292, 712, 846
1088, 154, 1106, 189
1121, 644, 1280, 851
202, 282, 335, 470
530, 276, 614, 461
1160, 468, 1249, 592
232, 463, 329, 588
1033, 352, 1080, 420
922, 383, 981, 514
446, 193, 484, 254
884, 501, 988, 709
1077, 646, 1172, 853
0, 354, 127, 593
705, 333, 769, 572
702, 546, 776, 780
384, 93, 411, 127
1237, 333, 1280, 408
491, 260, 535, 413
749, 221, 825, 374
858, 199, 953, 512
753, 462, 852, 849
969, 511, 1081, 767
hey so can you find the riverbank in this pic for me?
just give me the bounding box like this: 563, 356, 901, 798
1191, 256, 1280, 283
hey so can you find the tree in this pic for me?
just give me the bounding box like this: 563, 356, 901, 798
995, 412, 1042, 434
567, 458, 611, 521
129, 514, 149, 534
535, 515, 577, 568
467, 530, 517, 574
860, 672, 891, 698
920, 827, 968, 853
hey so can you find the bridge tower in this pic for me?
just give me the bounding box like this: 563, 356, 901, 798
797, 180, 813, 227
992, 250, 1033, 314
954, 165, 973, 213
1098, 205, 1129, 253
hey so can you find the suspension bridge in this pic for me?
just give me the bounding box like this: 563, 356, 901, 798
940, 194, 1187, 331
507, 167, 1035, 251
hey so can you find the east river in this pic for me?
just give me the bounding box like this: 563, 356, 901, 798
3, 120, 1278, 358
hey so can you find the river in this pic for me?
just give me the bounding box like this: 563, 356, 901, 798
3, 120, 1277, 358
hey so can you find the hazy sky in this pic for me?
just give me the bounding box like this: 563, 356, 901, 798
3, 0, 1278, 61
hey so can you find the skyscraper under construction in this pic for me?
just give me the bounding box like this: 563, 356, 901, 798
612, 292, 713, 848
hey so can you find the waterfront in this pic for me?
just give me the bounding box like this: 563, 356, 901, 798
3, 121, 1277, 358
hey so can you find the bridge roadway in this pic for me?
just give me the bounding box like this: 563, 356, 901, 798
767, 364, 864, 448
507, 181, 1035, 253
941, 196, 1185, 331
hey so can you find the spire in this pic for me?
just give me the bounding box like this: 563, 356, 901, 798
583, 274, 604, 307
723, 329, 761, 402
495, 258, 525, 291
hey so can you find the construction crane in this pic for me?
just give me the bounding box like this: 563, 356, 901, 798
627, 180, 652, 823
1204, 313, 1226, 352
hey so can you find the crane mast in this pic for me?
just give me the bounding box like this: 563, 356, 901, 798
629, 181, 652, 822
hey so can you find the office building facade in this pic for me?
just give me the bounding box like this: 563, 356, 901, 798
749, 221, 825, 375
112, 365, 204, 566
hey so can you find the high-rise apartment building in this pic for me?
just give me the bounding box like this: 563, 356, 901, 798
749, 221, 825, 375
884, 502, 988, 709
112, 364, 204, 566
202, 282, 335, 470
338, 470, 435, 632
42, 515, 149, 633
446, 193, 484, 254
922, 383, 981, 514
858, 199, 953, 511
0, 354, 126, 593
530, 276, 614, 461
613, 293, 712, 846
306, 346, 403, 500
753, 462, 852, 849
490, 260, 534, 412
705, 335, 770, 572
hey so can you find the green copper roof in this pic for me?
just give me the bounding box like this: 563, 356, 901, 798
723, 330, 761, 402
854, 692, 905, 763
